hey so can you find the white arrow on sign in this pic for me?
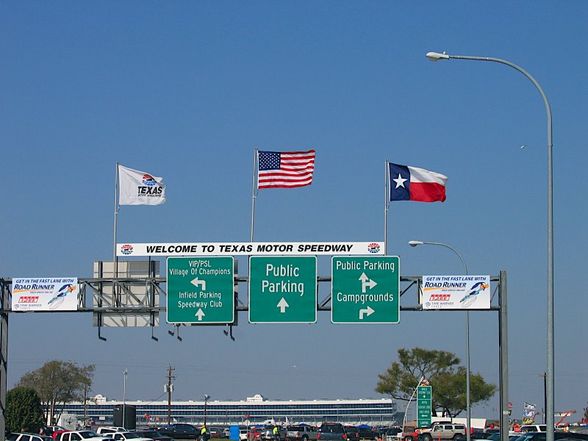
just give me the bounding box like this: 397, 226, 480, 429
191, 277, 206, 290
195, 308, 205, 321
277, 297, 289, 313
359, 306, 375, 320
359, 272, 377, 293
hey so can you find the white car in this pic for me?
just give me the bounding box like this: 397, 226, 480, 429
8, 433, 54, 441
103, 432, 152, 441
520, 425, 547, 433
96, 428, 127, 435
57, 430, 110, 441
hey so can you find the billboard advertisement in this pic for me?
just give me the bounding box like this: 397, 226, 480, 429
11, 278, 79, 311
116, 241, 384, 257
421, 275, 491, 310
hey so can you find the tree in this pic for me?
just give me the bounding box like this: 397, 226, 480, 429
376, 347, 496, 418
18, 360, 95, 424
6, 386, 44, 433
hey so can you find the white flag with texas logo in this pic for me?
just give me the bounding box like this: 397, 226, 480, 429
118, 164, 166, 206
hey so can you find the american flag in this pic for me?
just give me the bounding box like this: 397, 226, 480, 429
257, 149, 316, 189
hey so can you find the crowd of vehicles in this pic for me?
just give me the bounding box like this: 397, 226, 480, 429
398, 422, 588, 441
7, 422, 588, 441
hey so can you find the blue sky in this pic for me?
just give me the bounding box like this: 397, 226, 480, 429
1, 1, 587, 421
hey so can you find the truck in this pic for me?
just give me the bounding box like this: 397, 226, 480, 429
418, 423, 466, 441
316, 423, 347, 441
286, 426, 318, 441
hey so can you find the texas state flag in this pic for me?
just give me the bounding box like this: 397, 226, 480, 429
389, 163, 447, 202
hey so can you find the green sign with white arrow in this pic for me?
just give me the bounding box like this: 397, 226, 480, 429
331, 256, 400, 324
417, 385, 432, 427
249, 256, 317, 323
166, 257, 235, 324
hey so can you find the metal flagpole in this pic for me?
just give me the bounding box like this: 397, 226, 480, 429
113, 162, 120, 307
113, 162, 120, 263
250, 149, 258, 242
384, 161, 389, 255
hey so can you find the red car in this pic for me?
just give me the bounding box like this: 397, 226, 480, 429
248, 428, 263, 441
52, 431, 69, 440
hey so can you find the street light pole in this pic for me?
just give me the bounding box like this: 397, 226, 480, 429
409, 240, 470, 441
425, 51, 554, 441
122, 368, 128, 429
204, 394, 210, 426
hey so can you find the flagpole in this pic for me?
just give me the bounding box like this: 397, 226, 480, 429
113, 162, 120, 264
250, 149, 258, 242
384, 161, 389, 255
113, 162, 120, 306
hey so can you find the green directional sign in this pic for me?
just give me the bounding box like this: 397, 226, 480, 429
331, 256, 400, 324
417, 385, 432, 427
167, 257, 235, 324
417, 385, 432, 400
249, 256, 317, 323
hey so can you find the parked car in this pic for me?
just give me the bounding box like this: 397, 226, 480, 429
96, 429, 127, 436
56, 431, 111, 441
248, 428, 263, 441
239, 428, 250, 441
418, 424, 466, 441
512, 433, 588, 441
157, 424, 201, 440
400, 428, 419, 441
520, 427, 547, 434
8, 433, 54, 441
51, 430, 69, 441
357, 427, 379, 441
471, 430, 491, 440
132, 430, 173, 441
382, 428, 402, 441
317, 423, 347, 441
43, 427, 67, 437
207, 428, 223, 439
103, 432, 153, 441
287, 426, 318, 441
344, 427, 360, 441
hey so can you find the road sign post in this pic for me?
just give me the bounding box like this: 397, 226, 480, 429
331, 256, 400, 324
249, 256, 317, 323
417, 385, 432, 427
167, 257, 235, 324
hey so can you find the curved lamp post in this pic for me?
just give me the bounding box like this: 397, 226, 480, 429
425, 51, 554, 441
409, 240, 470, 441
122, 368, 128, 429
204, 394, 210, 426
409, 240, 468, 274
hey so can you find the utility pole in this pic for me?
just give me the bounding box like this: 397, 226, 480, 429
83, 384, 88, 427
543, 372, 547, 424
122, 369, 128, 429
166, 366, 175, 425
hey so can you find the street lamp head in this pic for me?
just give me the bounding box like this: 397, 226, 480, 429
408, 240, 424, 247
204, 394, 210, 401
426, 51, 450, 61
